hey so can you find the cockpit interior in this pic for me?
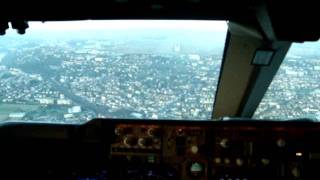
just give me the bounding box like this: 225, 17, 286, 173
0, 0, 319, 179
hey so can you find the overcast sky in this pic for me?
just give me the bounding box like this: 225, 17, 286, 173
23, 20, 227, 32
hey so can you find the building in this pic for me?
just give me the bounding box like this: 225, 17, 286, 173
9, 112, 26, 119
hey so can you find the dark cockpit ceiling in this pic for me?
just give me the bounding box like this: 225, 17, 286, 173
0, 0, 319, 42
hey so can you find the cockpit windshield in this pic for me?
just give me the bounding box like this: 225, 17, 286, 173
0, 20, 227, 124
254, 41, 320, 121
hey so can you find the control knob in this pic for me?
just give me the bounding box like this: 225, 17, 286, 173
124, 136, 138, 147
138, 137, 153, 147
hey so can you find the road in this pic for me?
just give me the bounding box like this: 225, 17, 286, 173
49, 78, 137, 118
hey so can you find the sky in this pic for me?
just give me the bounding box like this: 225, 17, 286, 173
15, 20, 228, 32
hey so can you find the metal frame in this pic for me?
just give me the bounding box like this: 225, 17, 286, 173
240, 41, 291, 117
212, 21, 291, 119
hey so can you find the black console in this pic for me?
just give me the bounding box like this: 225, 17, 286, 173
0, 119, 319, 179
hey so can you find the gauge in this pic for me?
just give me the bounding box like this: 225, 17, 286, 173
189, 162, 205, 177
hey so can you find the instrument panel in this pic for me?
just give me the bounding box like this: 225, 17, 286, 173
1, 119, 320, 180
106, 121, 319, 180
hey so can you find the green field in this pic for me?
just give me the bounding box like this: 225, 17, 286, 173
0, 103, 40, 120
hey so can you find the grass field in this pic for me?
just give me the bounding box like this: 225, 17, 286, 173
0, 103, 40, 120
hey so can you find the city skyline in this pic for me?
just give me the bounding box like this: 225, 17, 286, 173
0, 20, 319, 123
0, 21, 227, 123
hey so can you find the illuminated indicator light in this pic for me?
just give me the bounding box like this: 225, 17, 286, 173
190, 162, 203, 172
214, 158, 221, 164
190, 162, 204, 177
296, 152, 303, 157
261, 158, 270, 165
148, 155, 155, 163
277, 138, 286, 148
292, 167, 300, 177
220, 138, 229, 148
177, 128, 184, 136
191, 145, 199, 154
224, 158, 230, 164
236, 158, 243, 166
